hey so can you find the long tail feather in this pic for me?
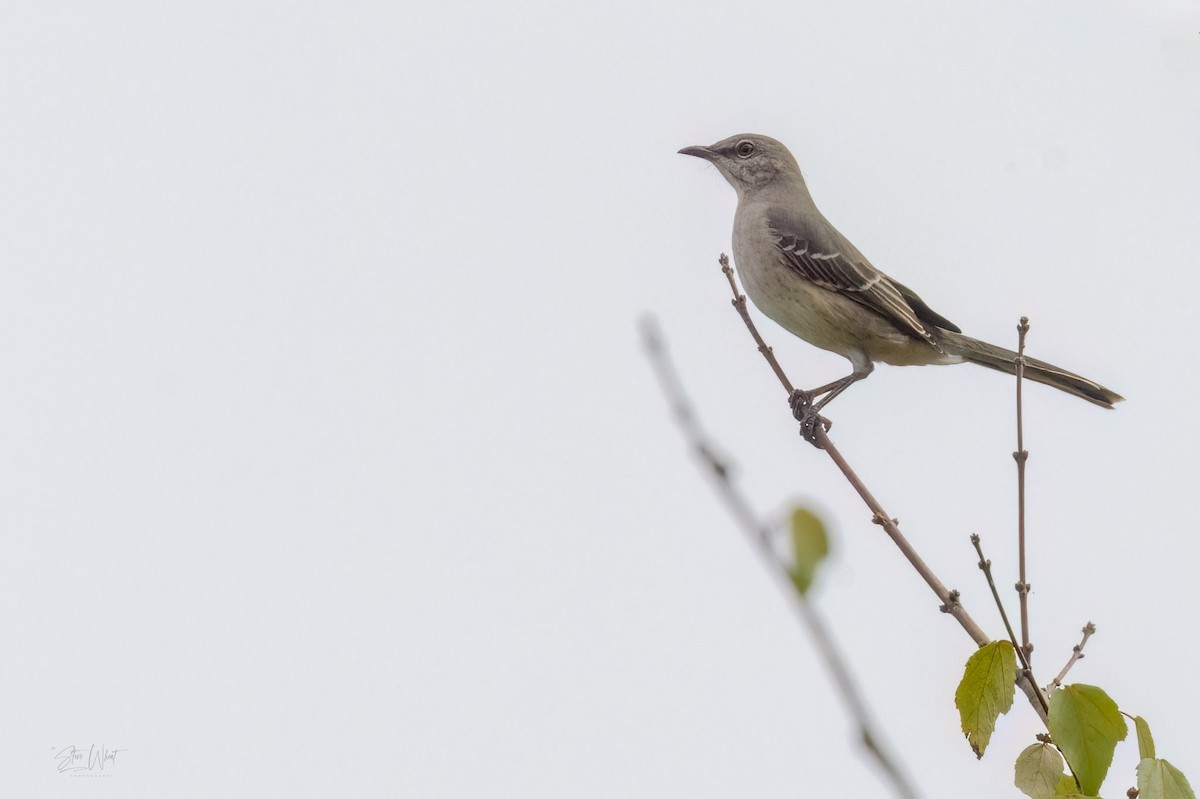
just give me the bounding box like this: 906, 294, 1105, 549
939, 331, 1123, 409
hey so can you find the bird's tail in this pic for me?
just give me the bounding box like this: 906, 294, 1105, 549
939, 331, 1123, 409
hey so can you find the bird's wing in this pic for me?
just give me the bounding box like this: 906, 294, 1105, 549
766, 208, 960, 346
890, 277, 961, 334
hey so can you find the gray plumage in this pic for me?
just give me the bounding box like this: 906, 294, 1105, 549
679, 134, 1122, 410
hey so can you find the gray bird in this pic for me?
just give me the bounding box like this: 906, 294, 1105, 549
680, 134, 1123, 415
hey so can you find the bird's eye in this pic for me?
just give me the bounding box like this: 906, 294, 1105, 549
735, 141, 755, 158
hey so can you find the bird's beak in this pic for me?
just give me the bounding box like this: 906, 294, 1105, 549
678, 145, 716, 161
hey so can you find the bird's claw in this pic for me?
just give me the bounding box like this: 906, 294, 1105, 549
788, 389, 813, 419
799, 410, 832, 447
789, 390, 832, 447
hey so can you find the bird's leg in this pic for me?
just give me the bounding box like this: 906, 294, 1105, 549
811, 374, 863, 412
788, 363, 874, 447
811, 361, 874, 412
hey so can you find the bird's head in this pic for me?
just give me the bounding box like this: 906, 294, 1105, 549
678, 134, 804, 198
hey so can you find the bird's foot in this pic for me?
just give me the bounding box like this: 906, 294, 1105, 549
788, 390, 832, 447
788, 389, 816, 419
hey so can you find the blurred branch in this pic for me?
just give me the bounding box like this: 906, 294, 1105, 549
640, 315, 921, 799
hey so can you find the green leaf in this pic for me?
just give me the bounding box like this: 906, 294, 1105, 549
1047, 684, 1127, 796
1054, 774, 1079, 795
1050, 774, 1103, 797
954, 640, 1017, 758
1135, 716, 1156, 760
1137, 758, 1197, 799
1015, 742, 1065, 799
787, 508, 829, 596
1053, 773, 1086, 796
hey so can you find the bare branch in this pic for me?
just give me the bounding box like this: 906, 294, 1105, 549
720, 254, 795, 394
970, 533, 1049, 714
716, 256, 1049, 724
1047, 623, 1097, 692
1014, 317, 1034, 665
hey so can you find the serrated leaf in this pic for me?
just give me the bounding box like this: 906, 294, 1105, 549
1138, 758, 1197, 799
954, 640, 1017, 758
1016, 742, 1065, 799
787, 508, 829, 596
1135, 716, 1156, 760
1047, 684, 1127, 796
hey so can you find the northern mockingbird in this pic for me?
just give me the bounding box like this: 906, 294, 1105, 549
680, 134, 1123, 423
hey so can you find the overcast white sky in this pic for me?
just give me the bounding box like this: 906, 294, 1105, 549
2, 1, 1198, 796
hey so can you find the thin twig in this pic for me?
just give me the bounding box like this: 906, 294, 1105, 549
970, 534, 1049, 713
639, 315, 921, 799
721, 254, 795, 394
1015, 317, 1032, 664
717, 255, 1049, 725
1047, 623, 1096, 692
816, 429, 983, 638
